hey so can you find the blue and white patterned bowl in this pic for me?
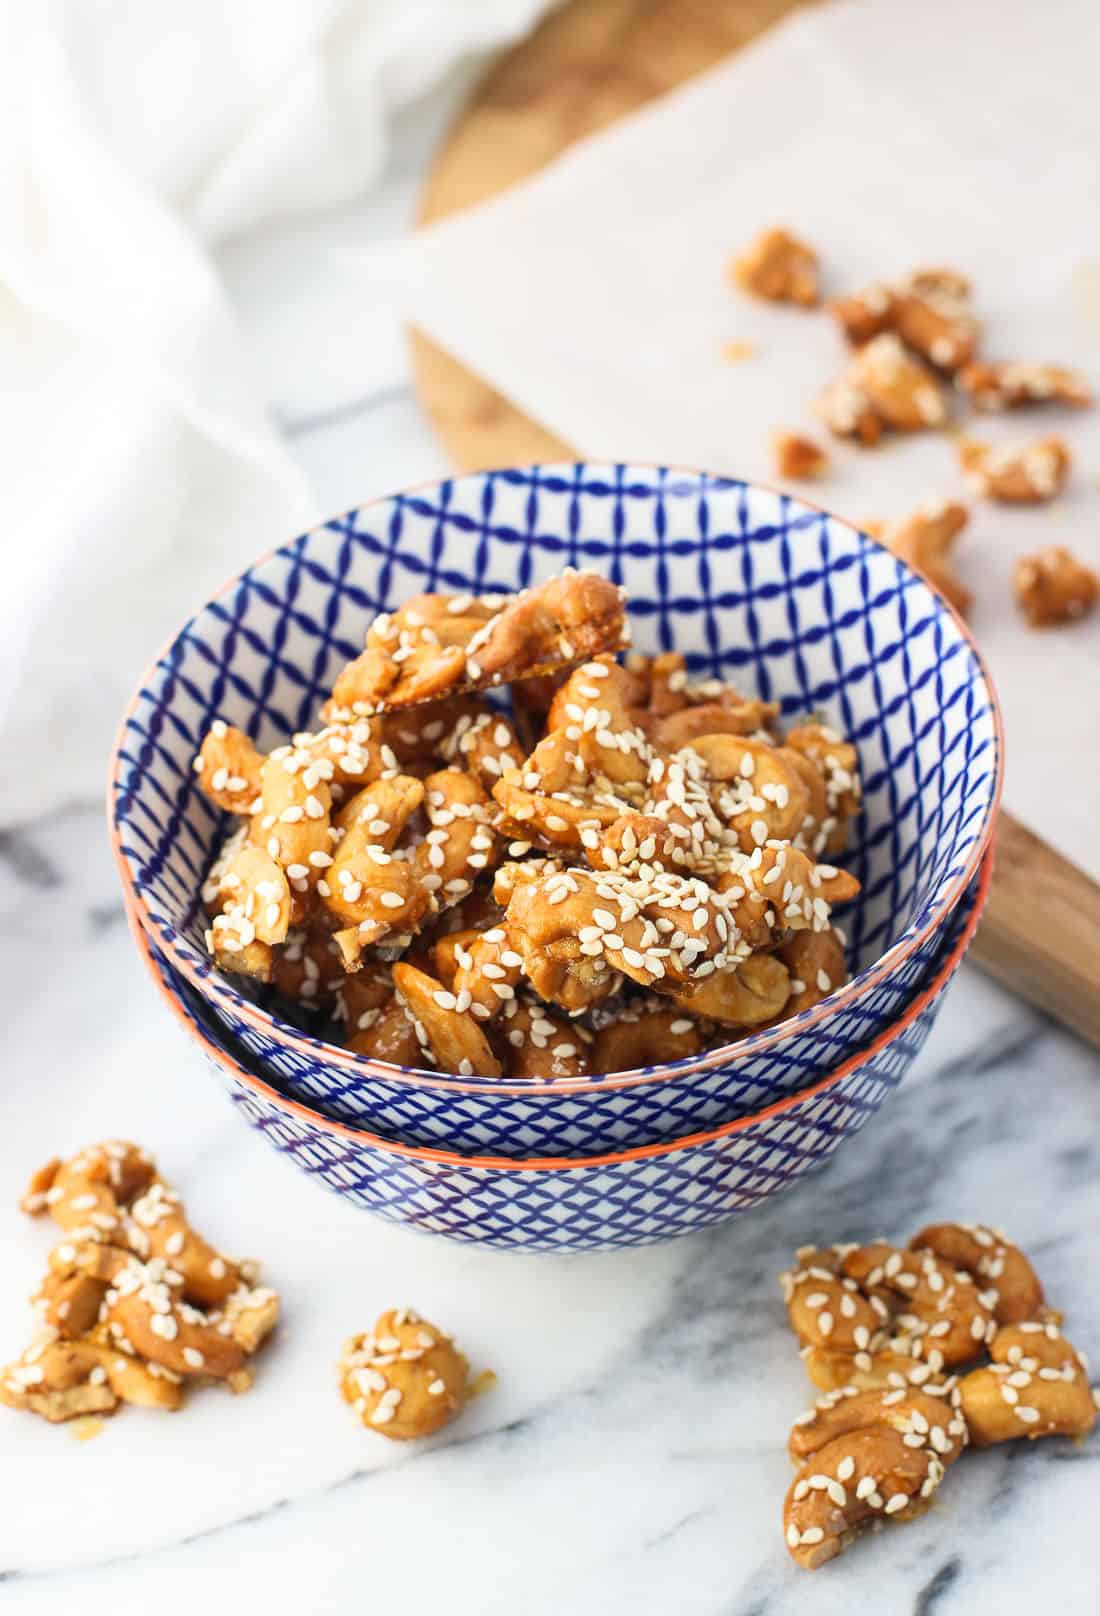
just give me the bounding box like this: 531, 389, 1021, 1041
129, 851, 989, 1252
111, 464, 1002, 1156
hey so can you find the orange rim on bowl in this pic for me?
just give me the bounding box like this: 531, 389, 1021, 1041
126, 847, 992, 1173
110, 465, 1004, 1096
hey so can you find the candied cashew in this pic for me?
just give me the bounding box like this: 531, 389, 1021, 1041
22, 1140, 153, 1236
849, 334, 947, 431
784, 1426, 948, 1570
775, 929, 848, 1015
841, 1242, 994, 1369
829, 282, 896, 346
322, 775, 430, 963
590, 812, 697, 877
958, 1321, 1096, 1446
445, 926, 525, 1023
193, 720, 263, 815
650, 699, 778, 749
814, 376, 884, 445
331, 575, 627, 714
255, 750, 333, 882
38, 1241, 261, 1381
499, 999, 592, 1080
687, 733, 813, 850
392, 963, 503, 1078
1014, 547, 1099, 628
384, 695, 483, 770
545, 661, 653, 788
883, 501, 971, 616
289, 719, 387, 794
271, 924, 348, 1011
957, 360, 1092, 412
209, 845, 292, 947
773, 431, 829, 480
415, 768, 499, 912
345, 995, 423, 1064
731, 227, 820, 307
959, 435, 1070, 503
0, 1336, 182, 1422
782, 725, 862, 855
471, 572, 628, 684
668, 952, 789, 1027
801, 1344, 953, 1394
506, 862, 746, 1012
831, 268, 978, 372
440, 708, 526, 790
9, 1145, 277, 1425
493, 745, 635, 856
340, 1308, 469, 1441
491, 856, 566, 908
908, 1223, 1043, 1325
783, 1257, 885, 1357
591, 1008, 703, 1076
788, 1385, 966, 1469
891, 273, 979, 372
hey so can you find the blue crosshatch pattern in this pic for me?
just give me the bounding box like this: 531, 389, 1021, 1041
144, 914, 969, 1253
112, 465, 1000, 1159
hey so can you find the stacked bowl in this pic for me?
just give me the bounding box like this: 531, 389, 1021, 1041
110, 463, 1001, 1251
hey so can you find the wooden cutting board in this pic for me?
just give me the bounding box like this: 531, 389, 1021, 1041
409, 0, 1100, 1048
412, 0, 816, 470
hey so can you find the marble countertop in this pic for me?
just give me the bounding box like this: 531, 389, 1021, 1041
3, 80, 1098, 1616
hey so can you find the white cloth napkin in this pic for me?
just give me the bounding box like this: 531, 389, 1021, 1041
370, 0, 1100, 878
0, 0, 552, 825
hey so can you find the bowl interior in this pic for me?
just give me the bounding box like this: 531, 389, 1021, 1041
133, 847, 988, 1170
112, 464, 1000, 1053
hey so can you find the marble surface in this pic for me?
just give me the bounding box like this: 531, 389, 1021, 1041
3, 76, 1099, 1616
3, 809, 1098, 1614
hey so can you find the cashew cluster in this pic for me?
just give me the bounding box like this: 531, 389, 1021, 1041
339, 1307, 471, 1441
2, 1142, 278, 1423
779, 1222, 1097, 1570
193, 571, 863, 1079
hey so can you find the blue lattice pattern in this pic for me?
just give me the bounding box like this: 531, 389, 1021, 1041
220, 865, 980, 1155
141, 921, 965, 1254
111, 466, 1000, 1157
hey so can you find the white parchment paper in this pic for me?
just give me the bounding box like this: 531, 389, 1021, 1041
369, 0, 1100, 876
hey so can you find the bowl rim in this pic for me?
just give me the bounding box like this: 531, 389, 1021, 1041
128, 847, 991, 1173
110, 461, 1004, 1095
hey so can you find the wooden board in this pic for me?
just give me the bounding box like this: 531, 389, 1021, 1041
409, 0, 1100, 1048
411, 0, 815, 472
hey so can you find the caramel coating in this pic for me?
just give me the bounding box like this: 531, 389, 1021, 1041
959, 435, 1070, 503
1014, 547, 1098, 628
909, 1223, 1043, 1325
773, 431, 829, 480
732, 228, 819, 307
329, 572, 627, 713
339, 1308, 469, 1440
850, 334, 947, 431
192, 570, 864, 1076
591, 1007, 704, 1076
499, 998, 592, 1080
392, 962, 503, 1078
831, 267, 978, 372
774, 928, 847, 1016
5, 1142, 278, 1424
193, 721, 263, 815
784, 1427, 945, 1570
957, 1320, 1096, 1446
957, 360, 1092, 412
345, 994, 423, 1064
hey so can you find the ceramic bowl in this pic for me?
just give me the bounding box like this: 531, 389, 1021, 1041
129, 850, 990, 1252
111, 464, 1002, 1155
